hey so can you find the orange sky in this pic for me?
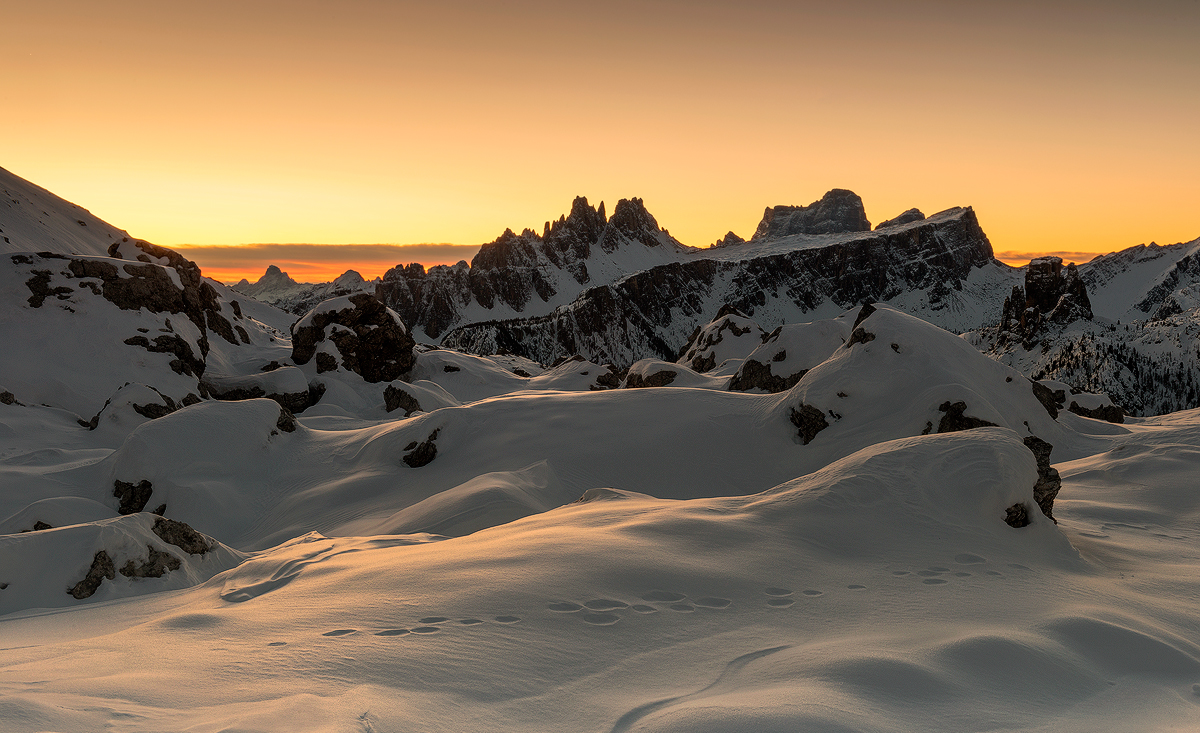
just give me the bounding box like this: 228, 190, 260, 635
5, 1, 1198, 283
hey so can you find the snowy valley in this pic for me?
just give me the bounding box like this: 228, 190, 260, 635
3, 166, 1200, 732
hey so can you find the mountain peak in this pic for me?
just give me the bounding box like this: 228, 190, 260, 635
752, 189, 871, 240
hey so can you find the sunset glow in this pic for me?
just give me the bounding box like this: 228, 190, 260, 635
6, 1, 1198, 280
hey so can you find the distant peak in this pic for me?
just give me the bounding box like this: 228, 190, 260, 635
752, 189, 871, 240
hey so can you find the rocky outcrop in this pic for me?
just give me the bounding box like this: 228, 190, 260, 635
1000, 257, 1093, 343
875, 208, 926, 229
403, 429, 440, 468
113, 479, 154, 515
936, 401, 998, 433
676, 306, 766, 373
384, 384, 423, 416
152, 518, 212, 555
119, 545, 181, 578
292, 294, 416, 383
443, 206, 994, 367
375, 196, 686, 339
752, 189, 871, 239
625, 368, 677, 388
68, 551, 116, 599
790, 404, 829, 445
1022, 436, 1061, 523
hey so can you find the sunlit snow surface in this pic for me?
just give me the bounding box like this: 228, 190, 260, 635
3, 305, 1200, 732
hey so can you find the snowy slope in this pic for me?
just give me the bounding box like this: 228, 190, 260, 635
0, 166, 134, 257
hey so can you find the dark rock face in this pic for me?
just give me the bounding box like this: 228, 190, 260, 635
202, 383, 319, 415
444, 207, 994, 367
625, 369, 677, 388
26, 269, 74, 306
276, 406, 298, 433
936, 401, 999, 433
153, 517, 212, 555
123, 334, 204, 377
845, 327, 876, 348
292, 294, 416, 383
384, 384, 423, 416
875, 208, 926, 229
1022, 436, 1061, 523
729, 359, 804, 393
119, 545, 181, 578
1068, 401, 1124, 423
1, 390, 19, 406
315, 352, 337, 373
676, 306, 764, 372
113, 479, 154, 515
1000, 257, 1093, 343
375, 197, 681, 339
752, 189, 871, 239
68, 551, 116, 599
1030, 380, 1061, 419
711, 231, 746, 248
403, 429, 440, 468
790, 404, 829, 445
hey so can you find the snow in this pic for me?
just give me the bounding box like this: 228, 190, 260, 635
4, 172, 1200, 732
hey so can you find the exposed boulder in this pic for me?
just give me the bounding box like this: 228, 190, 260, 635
625, 368, 678, 388
752, 189, 871, 239
292, 294, 416, 383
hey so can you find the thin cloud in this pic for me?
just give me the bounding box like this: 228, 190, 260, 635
994, 250, 1105, 266
171, 243, 482, 283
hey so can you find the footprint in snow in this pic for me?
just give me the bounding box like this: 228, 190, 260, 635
494, 616, 521, 624
581, 613, 620, 626
267, 641, 287, 646
459, 619, 484, 625
922, 579, 948, 585
765, 587, 793, 597
694, 597, 732, 609
801, 590, 823, 597
410, 626, 441, 634
584, 599, 629, 611
548, 602, 584, 612
986, 570, 1004, 576
767, 598, 794, 608
847, 584, 866, 590
322, 629, 358, 637
374, 629, 410, 637
419, 616, 450, 624
631, 605, 658, 614
953, 572, 972, 577
642, 590, 687, 603
669, 603, 695, 613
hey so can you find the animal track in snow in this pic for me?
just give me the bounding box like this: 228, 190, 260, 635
581, 612, 620, 626
767, 598, 794, 608
419, 616, 450, 624
801, 590, 823, 597
410, 626, 441, 634
765, 587, 792, 596
548, 602, 583, 612
847, 584, 866, 590
694, 597, 732, 609
322, 629, 357, 637
459, 618, 484, 625
374, 629, 410, 636
669, 603, 695, 613
494, 616, 521, 623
